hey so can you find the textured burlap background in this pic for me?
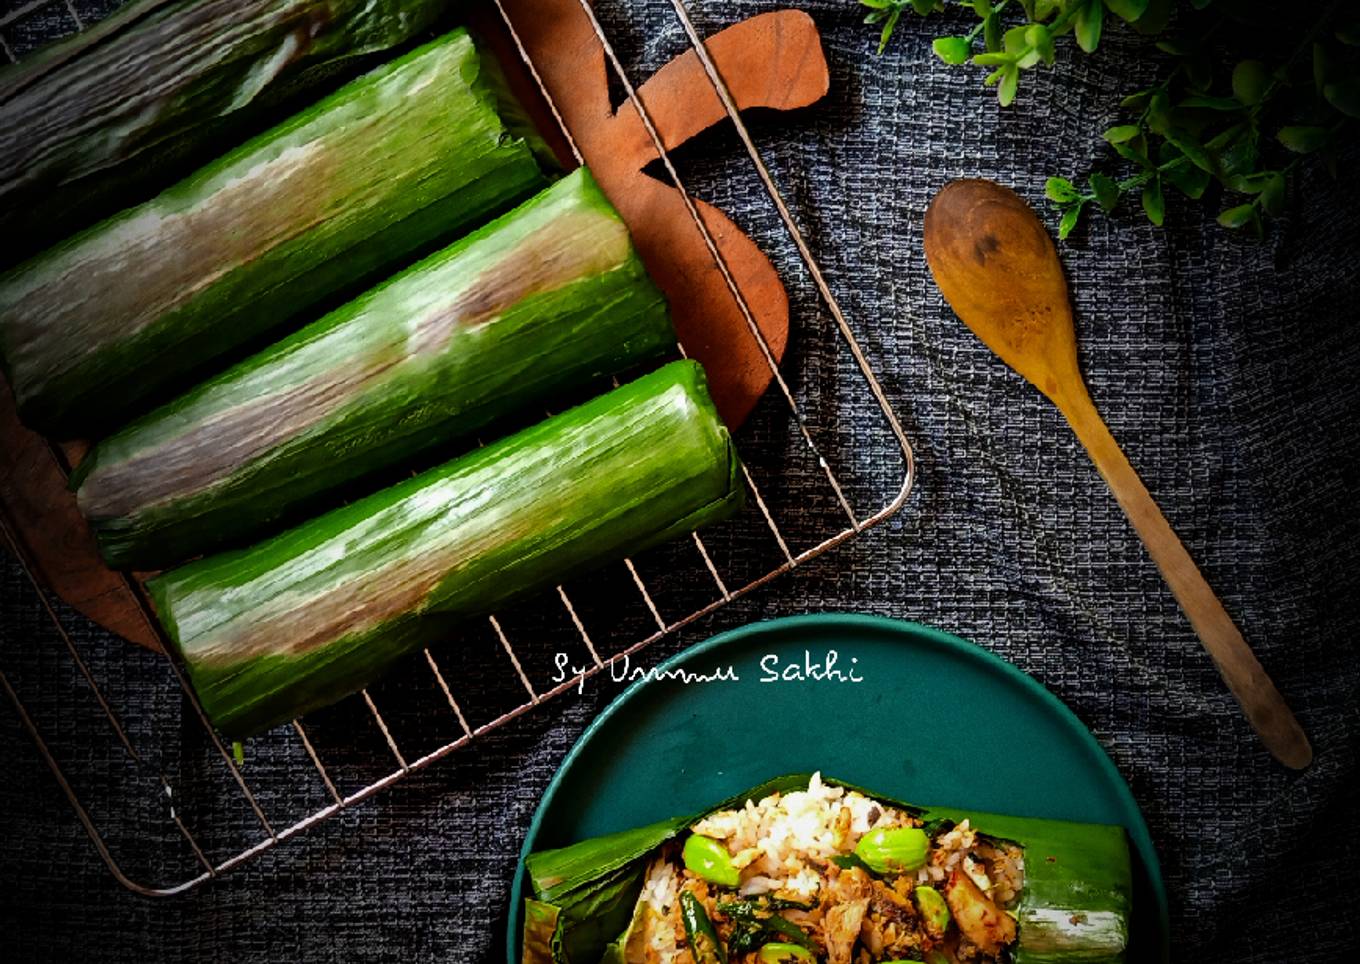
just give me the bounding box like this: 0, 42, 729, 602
2, 1, 1358, 961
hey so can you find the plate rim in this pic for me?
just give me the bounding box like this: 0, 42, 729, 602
506, 611, 1169, 959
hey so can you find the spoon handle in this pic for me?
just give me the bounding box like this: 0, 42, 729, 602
1058, 391, 1313, 769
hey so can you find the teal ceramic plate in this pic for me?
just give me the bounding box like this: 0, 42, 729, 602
507, 612, 1169, 960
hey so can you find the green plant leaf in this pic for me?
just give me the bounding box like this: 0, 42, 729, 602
1075, 0, 1104, 53
1179, 94, 1245, 111
1164, 163, 1210, 199
1277, 125, 1330, 153
1324, 78, 1360, 118
1132, 0, 1172, 34
1259, 172, 1286, 216
1141, 176, 1165, 226
984, 11, 1002, 52
1029, 22, 1056, 64
1231, 60, 1270, 105
1112, 132, 1152, 168
1337, 20, 1360, 46
1121, 89, 1153, 110
1165, 130, 1215, 174
1216, 133, 1261, 179
933, 36, 973, 65
1103, 124, 1142, 143
1217, 203, 1258, 230
1184, 51, 1215, 92
878, 8, 901, 54
1224, 171, 1277, 195
1045, 177, 1080, 203
1090, 172, 1120, 212
1145, 89, 1172, 134
1058, 202, 1085, 240
1104, 0, 1148, 23
972, 0, 994, 15
1314, 43, 1332, 95
999, 64, 1020, 106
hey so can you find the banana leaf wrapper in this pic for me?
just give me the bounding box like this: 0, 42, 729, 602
0, 28, 548, 437
0, 0, 456, 266
73, 167, 674, 569
148, 360, 744, 738
522, 774, 1132, 964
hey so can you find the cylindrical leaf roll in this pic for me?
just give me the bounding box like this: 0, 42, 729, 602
149, 360, 744, 738
0, 28, 547, 436
0, 0, 453, 265
74, 167, 674, 569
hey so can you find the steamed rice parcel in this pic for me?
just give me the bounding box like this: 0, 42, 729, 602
522, 772, 1132, 964
630, 773, 1021, 963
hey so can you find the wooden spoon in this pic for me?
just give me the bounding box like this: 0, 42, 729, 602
923, 178, 1312, 769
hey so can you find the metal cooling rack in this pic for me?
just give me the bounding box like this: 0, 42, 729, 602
0, 0, 915, 895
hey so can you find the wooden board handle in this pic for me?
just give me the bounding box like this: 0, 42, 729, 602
1060, 389, 1313, 769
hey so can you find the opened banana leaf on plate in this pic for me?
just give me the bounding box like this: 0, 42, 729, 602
149, 360, 744, 738
522, 773, 1132, 964
74, 167, 673, 569
0, 27, 549, 436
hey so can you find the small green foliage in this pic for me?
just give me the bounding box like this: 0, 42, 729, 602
1045, 176, 1080, 203
1277, 125, 1330, 153
1058, 201, 1085, 239
933, 35, 973, 64
1090, 172, 1120, 211
1074, 0, 1104, 54
1231, 60, 1270, 106
1104, 0, 1149, 21
1141, 176, 1165, 225
860, 0, 1359, 238
1103, 124, 1141, 143
1324, 77, 1360, 118
1218, 202, 1260, 230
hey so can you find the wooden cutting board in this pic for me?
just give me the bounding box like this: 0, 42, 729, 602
0, 4, 830, 650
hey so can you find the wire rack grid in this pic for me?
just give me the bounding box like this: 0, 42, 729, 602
0, 0, 916, 896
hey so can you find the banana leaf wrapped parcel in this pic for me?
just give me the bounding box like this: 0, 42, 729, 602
151, 360, 743, 738
0, 28, 548, 436
0, 0, 454, 266
522, 773, 1132, 964
74, 166, 673, 570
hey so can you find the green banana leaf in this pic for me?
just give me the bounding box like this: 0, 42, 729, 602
149, 360, 744, 738
0, 0, 455, 266
0, 28, 547, 437
73, 166, 673, 569
522, 774, 1131, 964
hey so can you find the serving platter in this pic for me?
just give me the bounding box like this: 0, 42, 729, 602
509, 613, 1170, 961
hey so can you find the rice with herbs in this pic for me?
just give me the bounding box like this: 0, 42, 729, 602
630, 773, 1025, 964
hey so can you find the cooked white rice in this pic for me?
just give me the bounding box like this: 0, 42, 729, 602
688, 772, 916, 895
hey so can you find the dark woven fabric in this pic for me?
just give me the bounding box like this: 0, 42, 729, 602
3, 1, 1358, 961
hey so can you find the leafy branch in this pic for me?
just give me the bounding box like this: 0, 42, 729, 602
861, 0, 1359, 238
